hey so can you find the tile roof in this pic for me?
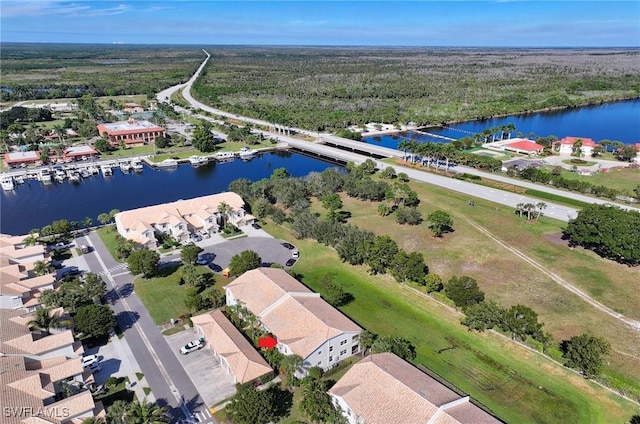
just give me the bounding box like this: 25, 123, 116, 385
557, 136, 597, 147
191, 309, 272, 384
226, 268, 361, 359
505, 140, 545, 152
1, 310, 74, 356
329, 353, 501, 424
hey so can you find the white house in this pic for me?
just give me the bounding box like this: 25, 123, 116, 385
556, 136, 598, 157
329, 353, 502, 424
225, 268, 362, 375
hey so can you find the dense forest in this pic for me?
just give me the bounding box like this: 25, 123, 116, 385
191, 47, 640, 130
0, 43, 204, 100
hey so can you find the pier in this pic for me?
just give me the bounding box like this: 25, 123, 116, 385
413, 130, 456, 142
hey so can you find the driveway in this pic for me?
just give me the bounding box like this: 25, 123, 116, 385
203, 237, 298, 272
166, 328, 237, 407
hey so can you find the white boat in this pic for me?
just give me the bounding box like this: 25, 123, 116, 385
130, 159, 144, 172
87, 165, 99, 175
38, 168, 52, 183
155, 158, 178, 168
80, 169, 90, 178
189, 155, 208, 166
67, 170, 80, 183
120, 162, 132, 173
14, 174, 26, 184
101, 165, 113, 176
1, 176, 14, 191
213, 151, 235, 161
239, 147, 258, 158
54, 168, 66, 183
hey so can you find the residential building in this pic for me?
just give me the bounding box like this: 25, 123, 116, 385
4, 151, 41, 169
634, 143, 640, 163
96, 117, 165, 147
503, 139, 545, 155
225, 268, 362, 375
63, 145, 99, 161
123, 103, 144, 113
114, 192, 254, 249
0, 234, 46, 264
1, 309, 103, 424
555, 136, 598, 156
191, 309, 272, 384
329, 353, 502, 424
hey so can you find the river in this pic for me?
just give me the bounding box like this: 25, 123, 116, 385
0, 151, 341, 235
363, 98, 640, 149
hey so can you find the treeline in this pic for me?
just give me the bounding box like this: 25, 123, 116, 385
517, 167, 620, 199
564, 204, 640, 266
399, 140, 503, 172
0, 106, 53, 130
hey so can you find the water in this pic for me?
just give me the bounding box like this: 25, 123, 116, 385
363, 98, 640, 149
0, 151, 341, 235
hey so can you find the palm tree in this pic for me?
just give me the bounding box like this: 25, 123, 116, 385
398, 139, 411, 162
125, 399, 169, 424
217, 202, 234, 227
300, 377, 334, 423
535, 202, 547, 220
442, 143, 456, 172
28, 308, 62, 335
280, 354, 304, 381
53, 124, 66, 146
523, 203, 536, 220
106, 400, 129, 424
33, 260, 49, 276
359, 330, 375, 357
505, 123, 516, 139
81, 417, 105, 424
515, 203, 524, 217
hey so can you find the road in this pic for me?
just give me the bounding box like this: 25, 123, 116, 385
80, 232, 216, 424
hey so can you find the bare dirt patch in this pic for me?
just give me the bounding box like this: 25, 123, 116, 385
545, 232, 571, 247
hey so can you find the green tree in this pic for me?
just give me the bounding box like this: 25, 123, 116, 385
397, 172, 409, 182
359, 330, 376, 357
500, 304, 543, 341
444, 276, 485, 310
181, 243, 203, 265
300, 377, 346, 424
75, 304, 116, 338
50, 219, 71, 237
336, 226, 374, 266
320, 275, 354, 307
226, 384, 276, 424
33, 260, 49, 276
427, 210, 454, 237
154, 135, 169, 149
127, 249, 160, 278
371, 335, 416, 360
366, 235, 398, 275
228, 250, 262, 277
395, 207, 423, 225
98, 213, 112, 226
390, 250, 427, 283
280, 354, 304, 381
27, 308, 63, 335
125, 399, 169, 424
271, 167, 291, 180
561, 333, 611, 378
185, 287, 213, 313
461, 301, 505, 332
423, 273, 444, 293
94, 138, 111, 153
322, 193, 343, 221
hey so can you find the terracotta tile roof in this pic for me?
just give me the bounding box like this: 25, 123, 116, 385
0, 234, 45, 260
16, 274, 55, 290
329, 353, 501, 424
444, 400, 502, 423
2, 311, 75, 356
505, 140, 545, 152
557, 136, 597, 147
50, 391, 96, 421
227, 268, 361, 359
192, 309, 272, 384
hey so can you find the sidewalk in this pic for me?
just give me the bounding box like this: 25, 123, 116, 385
107, 332, 156, 403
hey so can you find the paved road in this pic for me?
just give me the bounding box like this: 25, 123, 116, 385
79, 232, 216, 424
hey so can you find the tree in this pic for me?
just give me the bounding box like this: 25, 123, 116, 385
366, 235, 398, 275
461, 301, 505, 332
94, 138, 111, 153
390, 250, 427, 283
181, 243, 203, 265
154, 135, 169, 149
359, 330, 376, 356
97, 213, 112, 226
381, 166, 396, 179
280, 354, 304, 381
561, 333, 611, 378
395, 207, 423, 225
500, 304, 543, 341
28, 308, 63, 335
397, 172, 409, 182
535, 202, 547, 220
320, 276, 354, 307
33, 260, 49, 276
444, 276, 485, 310
127, 249, 160, 278
75, 304, 116, 338
322, 193, 343, 221
125, 399, 169, 424
427, 210, 453, 237
181, 264, 206, 289
50, 219, 71, 237
226, 383, 276, 424
228, 250, 262, 277
423, 273, 444, 293
618, 145, 638, 162
300, 377, 346, 424
371, 335, 416, 360
336, 226, 374, 266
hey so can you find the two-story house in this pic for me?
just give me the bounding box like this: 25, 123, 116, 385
225, 268, 362, 376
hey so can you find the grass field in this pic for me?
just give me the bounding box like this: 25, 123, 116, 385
262, 222, 638, 423
553, 166, 640, 194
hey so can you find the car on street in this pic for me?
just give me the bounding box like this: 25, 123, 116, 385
292, 250, 300, 259
286, 258, 296, 267
82, 355, 99, 368
196, 255, 209, 265
281, 242, 295, 250
180, 339, 206, 355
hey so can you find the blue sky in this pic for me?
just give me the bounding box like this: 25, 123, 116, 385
1, 1, 638, 47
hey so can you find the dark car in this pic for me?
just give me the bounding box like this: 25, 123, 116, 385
281, 242, 295, 250
58, 267, 81, 279
285, 258, 296, 267
252, 222, 261, 229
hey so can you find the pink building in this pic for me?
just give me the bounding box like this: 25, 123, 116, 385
97, 117, 165, 147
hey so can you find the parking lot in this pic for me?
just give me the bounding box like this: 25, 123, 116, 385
166, 328, 237, 406
198, 236, 298, 271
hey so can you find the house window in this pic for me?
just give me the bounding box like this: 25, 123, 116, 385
340, 340, 347, 345
329, 356, 333, 362
318, 351, 322, 355
352, 345, 359, 354
352, 335, 359, 342
329, 346, 333, 352
340, 349, 347, 356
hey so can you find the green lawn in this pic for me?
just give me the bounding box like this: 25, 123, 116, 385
262, 221, 638, 424
96, 226, 123, 263
100, 145, 156, 159
552, 166, 640, 194
134, 264, 225, 324
561, 159, 597, 167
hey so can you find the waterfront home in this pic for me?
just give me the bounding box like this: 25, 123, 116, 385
3, 151, 40, 169
63, 145, 99, 161
191, 309, 272, 385
503, 139, 545, 155
0, 233, 46, 264
329, 352, 501, 424
225, 268, 362, 376
555, 136, 597, 156
634, 143, 640, 163
114, 192, 254, 249
123, 102, 144, 113
0, 309, 103, 424
96, 117, 165, 147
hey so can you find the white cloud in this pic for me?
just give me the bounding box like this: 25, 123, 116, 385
2, 1, 130, 18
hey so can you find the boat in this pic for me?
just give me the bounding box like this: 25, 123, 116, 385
14, 174, 26, 184
155, 158, 178, 168
189, 155, 208, 166
80, 169, 90, 178
87, 165, 99, 175
37, 168, 52, 183
239, 147, 258, 158
101, 165, 113, 176
213, 151, 235, 161
120, 162, 132, 173
54, 168, 66, 183
67, 170, 80, 183
1, 176, 14, 191
130, 159, 144, 172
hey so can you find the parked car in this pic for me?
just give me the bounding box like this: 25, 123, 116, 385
58, 266, 81, 279
286, 258, 296, 267
196, 255, 209, 265
251, 222, 261, 229
180, 339, 206, 355
189, 233, 202, 242
281, 242, 295, 250
292, 250, 300, 259
198, 229, 211, 239
82, 354, 99, 368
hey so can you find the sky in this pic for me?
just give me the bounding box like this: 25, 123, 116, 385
1, 1, 639, 47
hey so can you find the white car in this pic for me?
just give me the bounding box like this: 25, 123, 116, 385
180, 339, 205, 355
82, 355, 99, 368
292, 250, 300, 259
